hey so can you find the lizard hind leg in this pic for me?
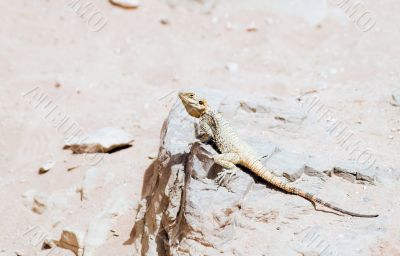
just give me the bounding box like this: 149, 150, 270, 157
214, 153, 241, 187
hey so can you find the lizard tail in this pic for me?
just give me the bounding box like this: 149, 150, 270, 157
249, 161, 379, 218
308, 195, 379, 218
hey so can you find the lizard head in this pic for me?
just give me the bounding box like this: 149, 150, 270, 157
178, 92, 208, 118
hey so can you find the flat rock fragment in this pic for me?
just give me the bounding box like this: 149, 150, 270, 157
56, 228, 85, 256
63, 127, 134, 154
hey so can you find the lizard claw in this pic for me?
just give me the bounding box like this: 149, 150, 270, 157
215, 168, 237, 187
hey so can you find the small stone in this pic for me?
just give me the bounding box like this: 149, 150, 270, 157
39, 160, 55, 174
160, 18, 169, 25
225, 62, 238, 73
391, 89, 400, 106
67, 166, 78, 172
32, 194, 48, 214
109, 0, 140, 9
110, 229, 120, 237
246, 22, 257, 32
57, 228, 85, 256
42, 239, 56, 249
22, 190, 48, 214
14, 250, 23, 256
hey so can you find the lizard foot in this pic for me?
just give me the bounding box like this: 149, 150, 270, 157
215, 168, 238, 187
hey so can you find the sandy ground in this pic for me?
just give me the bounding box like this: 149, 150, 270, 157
0, 0, 399, 255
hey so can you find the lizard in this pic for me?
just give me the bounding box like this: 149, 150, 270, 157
178, 91, 379, 218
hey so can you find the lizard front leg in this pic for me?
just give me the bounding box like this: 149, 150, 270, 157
195, 119, 213, 143
214, 153, 241, 187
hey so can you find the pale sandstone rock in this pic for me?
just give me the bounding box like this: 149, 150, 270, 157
62, 187, 131, 255
22, 188, 75, 217
78, 167, 115, 200
63, 127, 134, 154
102, 188, 131, 218
84, 188, 130, 255
84, 217, 113, 256
132, 90, 388, 256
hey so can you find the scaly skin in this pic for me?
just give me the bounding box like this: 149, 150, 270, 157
178, 92, 378, 218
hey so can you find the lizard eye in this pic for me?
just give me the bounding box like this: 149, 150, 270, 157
198, 100, 204, 105
189, 93, 194, 97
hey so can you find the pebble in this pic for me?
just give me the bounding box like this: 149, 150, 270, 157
32, 195, 48, 214
39, 160, 55, 174
391, 88, 400, 106
160, 19, 169, 25
67, 166, 78, 172
109, 0, 140, 9
246, 22, 257, 32
14, 251, 23, 256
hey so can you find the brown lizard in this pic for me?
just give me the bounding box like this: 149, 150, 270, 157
178, 91, 378, 218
